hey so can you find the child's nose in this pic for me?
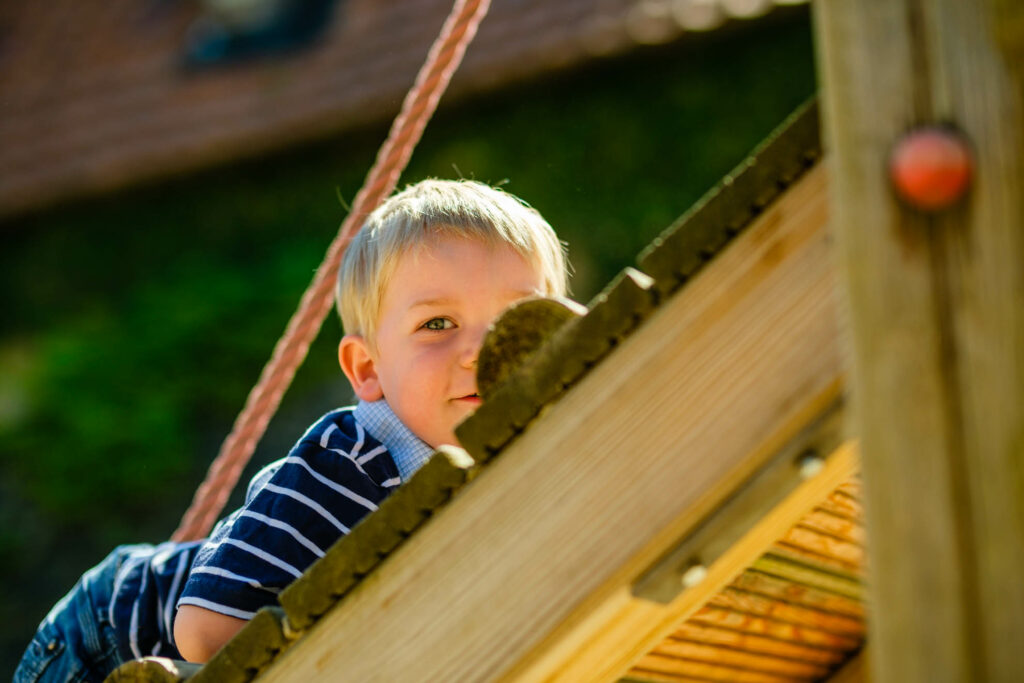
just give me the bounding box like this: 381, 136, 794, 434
460, 325, 486, 368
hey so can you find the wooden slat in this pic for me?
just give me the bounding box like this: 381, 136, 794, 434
816, 491, 862, 522
671, 623, 848, 665
799, 509, 866, 545
254, 162, 844, 683
633, 653, 805, 683
768, 543, 865, 578
709, 589, 864, 637
729, 570, 865, 618
833, 480, 861, 499
689, 606, 861, 652
778, 525, 865, 568
814, 1, 1024, 680
652, 638, 831, 678
752, 554, 863, 602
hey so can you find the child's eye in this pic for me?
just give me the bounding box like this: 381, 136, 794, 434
422, 318, 454, 331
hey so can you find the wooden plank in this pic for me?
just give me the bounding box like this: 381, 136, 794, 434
254, 162, 844, 683
815, 491, 862, 523
768, 544, 865, 579
709, 589, 864, 637
752, 554, 863, 602
633, 654, 804, 683
689, 607, 861, 652
799, 509, 866, 545
671, 623, 848, 665
778, 525, 865, 569
813, 1, 1024, 681
729, 571, 865, 619
651, 638, 831, 679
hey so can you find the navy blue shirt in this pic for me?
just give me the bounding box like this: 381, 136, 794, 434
108, 403, 427, 660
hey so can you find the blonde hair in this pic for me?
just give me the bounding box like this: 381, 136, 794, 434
337, 179, 569, 341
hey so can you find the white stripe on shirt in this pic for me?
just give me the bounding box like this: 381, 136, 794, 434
356, 444, 388, 466
319, 422, 338, 449
236, 510, 325, 558
176, 597, 257, 621
188, 566, 281, 593
163, 550, 191, 642
281, 456, 378, 511
262, 483, 351, 534
208, 537, 304, 578
351, 422, 366, 461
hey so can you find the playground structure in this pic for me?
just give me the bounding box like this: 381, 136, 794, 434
106, 0, 1023, 681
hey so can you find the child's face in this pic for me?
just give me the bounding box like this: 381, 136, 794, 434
345, 236, 545, 448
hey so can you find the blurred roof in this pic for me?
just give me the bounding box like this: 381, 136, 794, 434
0, 0, 806, 218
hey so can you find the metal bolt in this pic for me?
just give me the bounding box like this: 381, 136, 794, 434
797, 451, 825, 479
680, 562, 708, 589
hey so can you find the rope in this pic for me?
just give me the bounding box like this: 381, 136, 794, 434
172, 0, 491, 542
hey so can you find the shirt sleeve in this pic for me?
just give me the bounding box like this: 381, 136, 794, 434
177, 439, 390, 619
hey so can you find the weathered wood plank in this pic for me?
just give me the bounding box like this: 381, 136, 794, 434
689, 606, 861, 652
254, 162, 844, 682
798, 509, 866, 546
670, 623, 848, 665
729, 571, 865, 619
633, 653, 804, 683
813, 0, 1024, 680
768, 544, 865, 579
652, 638, 831, 679
815, 491, 862, 522
752, 553, 863, 602
778, 525, 865, 568
708, 589, 864, 637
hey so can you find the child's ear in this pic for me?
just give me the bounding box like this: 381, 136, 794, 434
338, 335, 384, 401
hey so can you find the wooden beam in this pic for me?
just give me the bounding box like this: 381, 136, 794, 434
255, 163, 843, 682
812, 1, 1024, 681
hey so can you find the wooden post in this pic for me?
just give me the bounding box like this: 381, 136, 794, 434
812, 1, 1024, 682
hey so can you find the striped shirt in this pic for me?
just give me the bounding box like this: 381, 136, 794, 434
107, 401, 428, 660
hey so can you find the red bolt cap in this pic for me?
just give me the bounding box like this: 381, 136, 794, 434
889, 127, 972, 211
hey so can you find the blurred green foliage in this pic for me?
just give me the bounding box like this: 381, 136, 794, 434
0, 12, 815, 672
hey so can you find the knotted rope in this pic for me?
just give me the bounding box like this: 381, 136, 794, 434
172, 0, 491, 542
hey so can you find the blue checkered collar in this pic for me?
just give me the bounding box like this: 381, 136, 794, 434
354, 400, 434, 483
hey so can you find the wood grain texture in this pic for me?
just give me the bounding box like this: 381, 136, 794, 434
649, 638, 831, 678
813, 0, 1024, 680
633, 654, 799, 683
798, 509, 866, 546
670, 623, 848, 665
253, 163, 844, 683
728, 571, 865, 619
708, 589, 863, 637
688, 606, 861, 652
752, 554, 863, 602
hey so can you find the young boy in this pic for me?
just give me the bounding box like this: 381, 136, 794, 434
16, 179, 569, 682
